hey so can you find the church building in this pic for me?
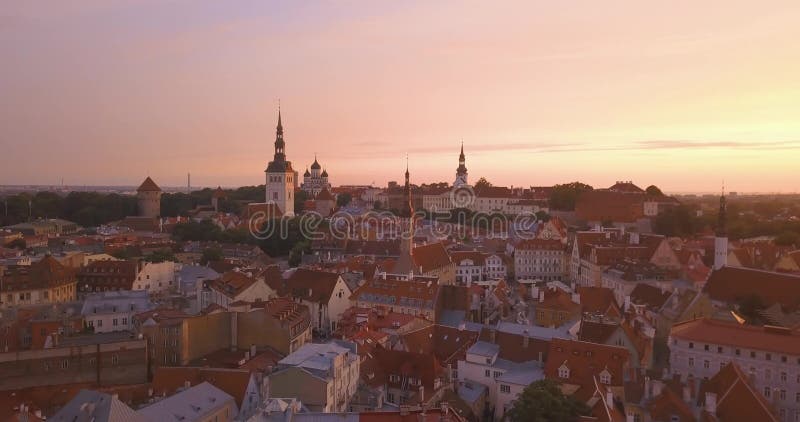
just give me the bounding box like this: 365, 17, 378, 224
301, 155, 331, 197
264, 107, 295, 216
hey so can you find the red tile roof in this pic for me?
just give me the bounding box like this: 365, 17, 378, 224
670, 318, 800, 355
412, 242, 452, 273
136, 176, 162, 192
398, 324, 478, 365
703, 267, 800, 310
544, 339, 630, 390
698, 362, 778, 422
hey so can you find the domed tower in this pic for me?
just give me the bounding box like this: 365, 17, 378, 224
321, 168, 329, 183
310, 155, 321, 178
454, 142, 468, 187
137, 176, 162, 218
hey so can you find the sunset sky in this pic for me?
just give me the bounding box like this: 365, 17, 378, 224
2, 1, 799, 193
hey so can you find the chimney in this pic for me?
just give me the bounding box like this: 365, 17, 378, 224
523, 331, 530, 348
250, 344, 257, 358
606, 390, 613, 409
539, 290, 545, 303
419, 385, 425, 404
626, 414, 634, 422
490, 329, 496, 343
230, 312, 238, 351
571, 293, 580, 305
704, 392, 717, 415
148, 388, 153, 397
644, 376, 651, 398
624, 296, 631, 311
184, 380, 191, 389
682, 385, 691, 403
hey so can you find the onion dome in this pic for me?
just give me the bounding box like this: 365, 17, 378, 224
321, 169, 328, 178
310, 158, 321, 170
303, 168, 311, 177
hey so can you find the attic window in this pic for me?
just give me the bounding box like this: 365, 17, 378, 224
558, 366, 570, 379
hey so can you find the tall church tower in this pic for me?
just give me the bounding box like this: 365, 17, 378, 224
265, 107, 295, 216
454, 142, 468, 187
714, 187, 728, 270
394, 160, 417, 276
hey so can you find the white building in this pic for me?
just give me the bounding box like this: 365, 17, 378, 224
133, 261, 176, 294
456, 340, 544, 421
514, 239, 566, 282
301, 156, 332, 197
203, 270, 276, 310
285, 269, 352, 334
81, 290, 152, 333
669, 318, 800, 420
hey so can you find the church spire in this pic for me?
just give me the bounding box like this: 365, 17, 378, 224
717, 184, 727, 237
273, 105, 285, 161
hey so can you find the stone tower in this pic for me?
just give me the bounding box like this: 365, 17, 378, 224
265, 107, 295, 216
137, 176, 162, 218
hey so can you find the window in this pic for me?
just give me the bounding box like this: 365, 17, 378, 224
704, 360, 710, 369
689, 342, 694, 349
767, 353, 772, 361
61, 359, 69, 369
717, 346, 723, 353
689, 358, 694, 367
600, 372, 611, 385
767, 369, 772, 380
500, 384, 511, 394
764, 387, 771, 399
781, 389, 787, 401
782, 372, 788, 382
558, 367, 570, 379
735, 349, 741, 356
751, 351, 756, 358
494, 371, 501, 379
782, 356, 788, 363
112, 319, 118, 326
704, 345, 710, 351
485, 369, 491, 378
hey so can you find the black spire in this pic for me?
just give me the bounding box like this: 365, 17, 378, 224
401, 157, 413, 218
273, 106, 285, 161
717, 186, 727, 237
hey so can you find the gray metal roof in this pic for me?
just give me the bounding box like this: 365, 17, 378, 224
137, 381, 237, 422
50, 389, 146, 422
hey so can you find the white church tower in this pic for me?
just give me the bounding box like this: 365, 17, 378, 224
454, 142, 468, 187
265, 107, 295, 216
713, 187, 728, 270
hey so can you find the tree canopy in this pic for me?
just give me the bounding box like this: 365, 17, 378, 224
646, 185, 664, 196
504, 379, 591, 422
336, 192, 353, 207
474, 177, 493, 190
549, 182, 593, 211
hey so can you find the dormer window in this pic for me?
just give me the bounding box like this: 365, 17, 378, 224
558, 364, 570, 379
599, 369, 612, 385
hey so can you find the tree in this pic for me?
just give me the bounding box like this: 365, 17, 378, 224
775, 231, 799, 247
504, 379, 591, 422
549, 182, 593, 211
474, 177, 493, 190
646, 185, 664, 196
6, 238, 26, 250
294, 190, 309, 213
535, 211, 551, 222
653, 205, 697, 237
144, 248, 176, 263
200, 247, 223, 265
336, 192, 353, 208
